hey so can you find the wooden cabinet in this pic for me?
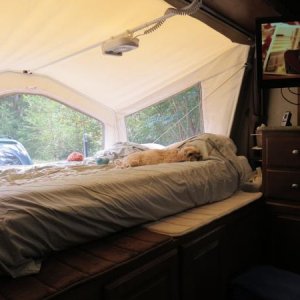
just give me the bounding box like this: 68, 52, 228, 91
178, 199, 263, 300
104, 250, 178, 300
262, 127, 300, 273
222, 206, 264, 278
180, 227, 223, 300
0, 200, 264, 300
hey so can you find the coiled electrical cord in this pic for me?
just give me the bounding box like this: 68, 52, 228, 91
142, 0, 202, 36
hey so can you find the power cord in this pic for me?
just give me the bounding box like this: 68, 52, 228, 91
280, 88, 300, 105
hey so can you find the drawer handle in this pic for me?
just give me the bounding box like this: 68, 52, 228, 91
292, 149, 299, 155
291, 183, 299, 189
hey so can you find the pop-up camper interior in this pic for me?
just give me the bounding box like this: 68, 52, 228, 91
0, 1, 300, 299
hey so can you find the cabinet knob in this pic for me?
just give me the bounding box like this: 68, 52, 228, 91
291, 183, 299, 189
292, 149, 299, 155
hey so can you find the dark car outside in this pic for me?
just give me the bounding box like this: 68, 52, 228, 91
0, 138, 33, 166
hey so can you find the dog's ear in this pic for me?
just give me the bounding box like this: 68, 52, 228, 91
183, 146, 202, 161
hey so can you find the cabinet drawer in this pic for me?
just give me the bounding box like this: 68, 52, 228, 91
266, 201, 300, 216
264, 136, 300, 168
265, 170, 300, 201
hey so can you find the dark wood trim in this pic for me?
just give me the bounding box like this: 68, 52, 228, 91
164, 0, 252, 45
297, 87, 300, 126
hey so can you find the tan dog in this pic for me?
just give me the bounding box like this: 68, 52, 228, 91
119, 146, 202, 168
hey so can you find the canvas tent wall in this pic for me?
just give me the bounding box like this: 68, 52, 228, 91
0, 0, 249, 147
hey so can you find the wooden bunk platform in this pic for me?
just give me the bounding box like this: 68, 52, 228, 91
0, 191, 263, 300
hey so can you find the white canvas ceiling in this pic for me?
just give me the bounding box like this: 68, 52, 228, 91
0, 0, 249, 146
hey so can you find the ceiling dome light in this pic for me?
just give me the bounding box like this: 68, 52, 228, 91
102, 35, 139, 56
102, 0, 201, 56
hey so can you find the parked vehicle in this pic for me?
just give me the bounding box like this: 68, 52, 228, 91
0, 138, 33, 165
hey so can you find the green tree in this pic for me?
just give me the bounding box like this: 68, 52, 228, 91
0, 95, 29, 139
126, 85, 203, 145
0, 94, 104, 163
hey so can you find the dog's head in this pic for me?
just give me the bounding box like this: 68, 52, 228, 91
181, 146, 202, 161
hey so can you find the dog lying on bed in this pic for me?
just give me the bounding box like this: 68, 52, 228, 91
118, 146, 202, 168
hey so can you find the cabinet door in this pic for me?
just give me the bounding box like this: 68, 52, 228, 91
223, 207, 264, 278
104, 250, 178, 300
180, 227, 223, 300
269, 213, 300, 274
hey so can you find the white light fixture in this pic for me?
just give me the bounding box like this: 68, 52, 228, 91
102, 33, 139, 56
102, 0, 202, 56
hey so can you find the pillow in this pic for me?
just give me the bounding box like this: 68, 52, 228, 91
167, 133, 248, 186
202, 133, 237, 154
167, 133, 237, 160
97, 142, 148, 160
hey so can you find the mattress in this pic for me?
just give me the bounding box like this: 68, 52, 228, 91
0, 133, 252, 278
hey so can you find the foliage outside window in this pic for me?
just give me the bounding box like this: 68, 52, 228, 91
125, 84, 203, 146
0, 94, 104, 163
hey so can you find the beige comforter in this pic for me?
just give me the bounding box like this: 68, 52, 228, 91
0, 134, 250, 277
